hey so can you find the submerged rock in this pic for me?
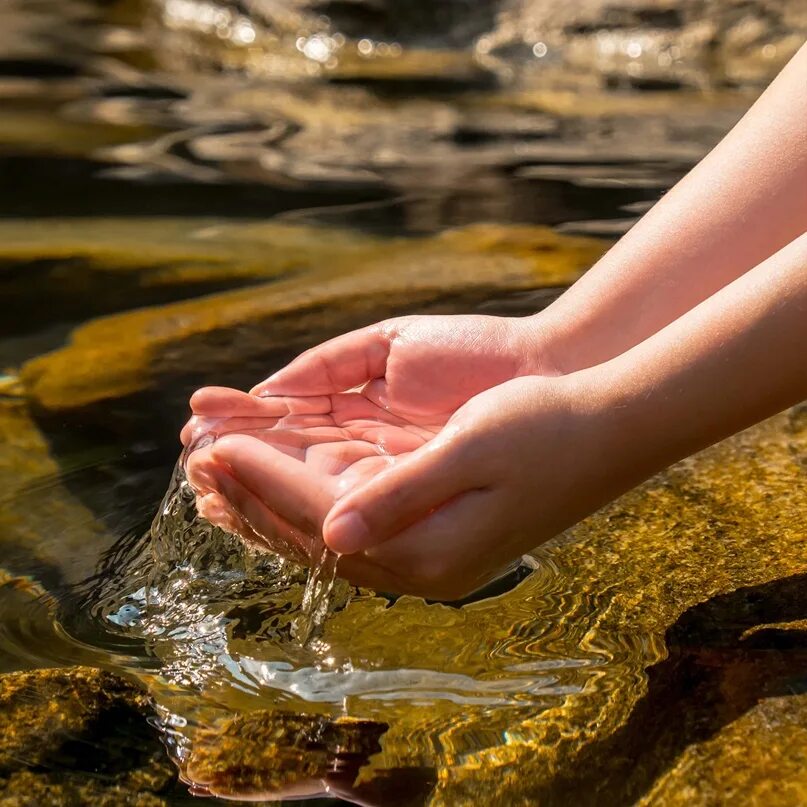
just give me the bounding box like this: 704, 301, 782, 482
0, 218, 316, 343
0, 399, 111, 586
639, 694, 807, 806
184, 710, 388, 799
0, 666, 174, 806
19, 222, 606, 418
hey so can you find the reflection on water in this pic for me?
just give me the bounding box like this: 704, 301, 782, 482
76, 453, 618, 801
1, 0, 806, 804
4, 0, 782, 228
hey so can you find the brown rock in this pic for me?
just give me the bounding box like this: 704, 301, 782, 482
185, 710, 387, 798
19, 222, 606, 416
0, 667, 174, 806
639, 694, 807, 806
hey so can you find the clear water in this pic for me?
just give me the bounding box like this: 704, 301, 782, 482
2, 0, 803, 804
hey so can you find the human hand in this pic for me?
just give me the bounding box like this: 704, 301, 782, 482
184, 373, 616, 600
248, 314, 558, 420
314, 374, 619, 599
183, 386, 442, 592
180, 313, 572, 597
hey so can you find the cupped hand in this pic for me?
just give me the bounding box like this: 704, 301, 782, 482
248, 314, 555, 420
183, 386, 443, 592
184, 371, 617, 600
316, 373, 619, 599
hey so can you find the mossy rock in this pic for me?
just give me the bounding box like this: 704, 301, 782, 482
0, 666, 174, 806
19, 222, 606, 417
639, 694, 807, 806
0, 770, 168, 807
184, 710, 387, 798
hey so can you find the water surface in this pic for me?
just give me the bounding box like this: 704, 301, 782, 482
1, 1, 805, 804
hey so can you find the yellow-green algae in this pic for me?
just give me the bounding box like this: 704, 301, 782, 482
0, 398, 111, 585
19, 222, 607, 411
0, 667, 173, 806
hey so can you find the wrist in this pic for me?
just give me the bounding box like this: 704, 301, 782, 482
558, 361, 664, 502
510, 312, 580, 378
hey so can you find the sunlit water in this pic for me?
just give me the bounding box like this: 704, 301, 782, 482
80, 440, 621, 799
2, 0, 804, 804
0, 449, 638, 802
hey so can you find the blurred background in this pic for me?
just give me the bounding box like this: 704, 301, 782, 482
1, 2, 806, 805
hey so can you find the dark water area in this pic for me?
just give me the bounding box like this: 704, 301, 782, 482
1, 0, 805, 805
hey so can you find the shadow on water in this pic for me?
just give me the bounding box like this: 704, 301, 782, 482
530, 573, 807, 806
4, 565, 805, 805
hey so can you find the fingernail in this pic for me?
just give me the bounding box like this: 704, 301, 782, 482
186, 466, 216, 494
325, 510, 371, 554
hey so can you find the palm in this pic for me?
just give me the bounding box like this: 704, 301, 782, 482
250, 315, 538, 419
184, 388, 440, 583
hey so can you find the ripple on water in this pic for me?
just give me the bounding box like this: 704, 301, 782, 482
57, 447, 652, 802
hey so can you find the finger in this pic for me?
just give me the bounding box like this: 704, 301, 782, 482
364, 488, 502, 601
331, 546, 411, 595
190, 387, 288, 416
250, 324, 394, 397
211, 434, 336, 535
191, 387, 332, 417
195, 476, 409, 590
193, 460, 411, 593
322, 430, 483, 555
181, 396, 334, 448
215, 471, 314, 562
196, 491, 243, 535
185, 444, 219, 494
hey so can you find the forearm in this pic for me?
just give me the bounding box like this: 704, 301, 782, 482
538, 43, 807, 373
585, 232, 807, 496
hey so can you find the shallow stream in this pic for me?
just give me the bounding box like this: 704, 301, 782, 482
1, 1, 805, 804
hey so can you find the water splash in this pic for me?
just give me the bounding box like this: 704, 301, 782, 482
293, 539, 341, 645
180, 415, 348, 646
99, 453, 348, 660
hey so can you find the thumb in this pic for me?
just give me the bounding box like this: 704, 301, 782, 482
251, 323, 394, 397
322, 426, 482, 554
